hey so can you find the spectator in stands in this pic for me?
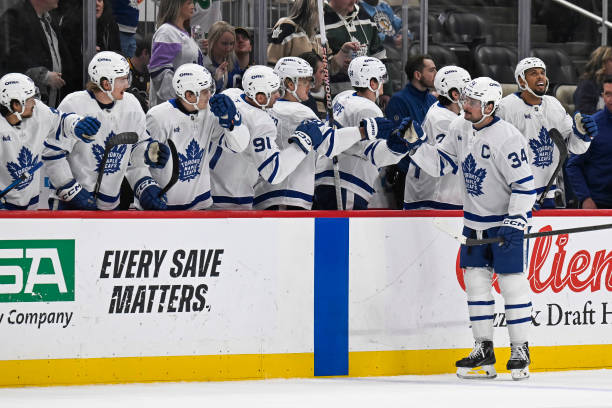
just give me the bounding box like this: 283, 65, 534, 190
203, 21, 242, 91
111, 0, 141, 57
574, 46, 612, 115
127, 34, 151, 113
359, 0, 401, 47
191, 0, 222, 38
299, 51, 327, 119
267, 0, 322, 66
234, 27, 252, 85
96, 0, 122, 53
566, 78, 612, 209
149, 0, 203, 107
0, 0, 76, 108
323, 0, 387, 96
384, 54, 437, 208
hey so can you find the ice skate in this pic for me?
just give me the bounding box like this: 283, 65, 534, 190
507, 342, 530, 380
456, 340, 497, 379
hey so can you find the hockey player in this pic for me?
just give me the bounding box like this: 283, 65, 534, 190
145, 63, 249, 210
403, 65, 471, 210
497, 57, 598, 208
0, 73, 101, 210
42, 51, 170, 210
408, 77, 537, 380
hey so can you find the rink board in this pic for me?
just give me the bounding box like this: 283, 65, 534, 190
0, 210, 611, 386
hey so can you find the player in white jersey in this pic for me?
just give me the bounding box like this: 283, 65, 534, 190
409, 78, 537, 380
0, 73, 101, 210
497, 57, 598, 208
403, 66, 470, 210
42, 52, 170, 211
145, 63, 249, 210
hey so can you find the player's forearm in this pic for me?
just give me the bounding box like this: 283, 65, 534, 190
316, 127, 361, 158
222, 123, 250, 153
508, 178, 537, 218
260, 145, 306, 184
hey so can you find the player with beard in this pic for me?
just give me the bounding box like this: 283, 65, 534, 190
496, 57, 598, 208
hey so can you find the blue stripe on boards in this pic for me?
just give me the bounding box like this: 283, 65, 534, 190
314, 217, 349, 376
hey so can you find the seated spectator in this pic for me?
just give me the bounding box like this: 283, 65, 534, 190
267, 0, 322, 65
566, 78, 612, 209
203, 21, 242, 91
149, 0, 203, 107
574, 46, 612, 115
0, 0, 76, 107
299, 51, 327, 119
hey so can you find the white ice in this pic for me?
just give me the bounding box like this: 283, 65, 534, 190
2, 370, 612, 408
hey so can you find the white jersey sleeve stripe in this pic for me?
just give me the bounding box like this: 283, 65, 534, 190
438, 149, 458, 174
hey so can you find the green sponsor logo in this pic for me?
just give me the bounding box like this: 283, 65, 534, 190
0, 240, 75, 302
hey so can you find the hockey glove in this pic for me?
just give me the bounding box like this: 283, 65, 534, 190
386, 119, 426, 154
57, 179, 97, 210
134, 177, 167, 210
289, 119, 326, 153
359, 117, 396, 140
73, 116, 101, 143
210, 94, 241, 130
144, 140, 170, 169
573, 112, 598, 141
497, 215, 526, 252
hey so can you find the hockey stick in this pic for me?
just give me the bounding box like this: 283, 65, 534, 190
317, 0, 343, 210
93, 132, 139, 199
433, 218, 612, 246
537, 128, 568, 207
158, 139, 179, 197
0, 161, 43, 200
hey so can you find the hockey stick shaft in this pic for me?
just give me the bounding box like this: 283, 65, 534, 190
317, 0, 343, 210
0, 161, 43, 200
537, 128, 567, 206
93, 132, 139, 199
159, 139, 179, 197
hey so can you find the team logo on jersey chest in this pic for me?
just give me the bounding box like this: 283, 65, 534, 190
529, 127, 553, 168
92, 132, 128, 174
178, 139, 204, 182
462, 153, 486, 197
6, 147, 39, 191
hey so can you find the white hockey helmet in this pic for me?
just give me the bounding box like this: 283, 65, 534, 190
273, 57, 313, 102
88, 51, 131, 101
0, 73, 38, 121
461, 77, 503, 124
515, 57, 548, 97
172, 63, 215, 109
434, 66, 471, 104
348, 56, 388, 98
242, 65, 281, 109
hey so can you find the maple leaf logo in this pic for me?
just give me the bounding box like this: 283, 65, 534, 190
528, 126, 553, 168
92, 132, 128, 175
461, 153, 487, 197
178, 139, 204, 182
6, 147, 40, 191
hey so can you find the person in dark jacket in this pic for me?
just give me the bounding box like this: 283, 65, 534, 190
574, 46, 612, 115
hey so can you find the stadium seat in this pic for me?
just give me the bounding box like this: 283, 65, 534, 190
554, 84, 577, 115
473, 45, 517, 83
408, 42, 459, 67
501, 83, 519, 97
442, 12, 488, 46
530, 48, 578, 86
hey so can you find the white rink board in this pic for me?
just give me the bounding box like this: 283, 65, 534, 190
0, 218, 314, 360
349, 216, 612, 351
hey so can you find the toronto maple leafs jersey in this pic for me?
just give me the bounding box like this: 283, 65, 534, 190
209, 90, 309, 209
404, 102, 462, 209
0, 101, 81, 209
42, 91, 148, 210
145, 99, 250, 210
411, 116, 536, 230
497, 93, 590, 200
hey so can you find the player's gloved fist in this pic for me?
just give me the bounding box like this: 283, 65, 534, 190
359, 117, 395, 140
144, 140, 170, 168
387, 119, 426, 154
56, 179, 97, 210
497, 215, 526, 252
73, 116, 101, 143
573, 111, 598, 141
134, 177, 167, 210
290, 119, 326, 153
209, 94, 241, 130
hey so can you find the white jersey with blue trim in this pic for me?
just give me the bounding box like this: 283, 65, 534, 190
209, 90, 308, 209
315, 91, 384, 202
0, 101, 80, 209
145, 99, 249, 210
42, 90, 148, 210
496, 93, 590, 200
404, 102, 463, 209
411, 116, 536, 230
